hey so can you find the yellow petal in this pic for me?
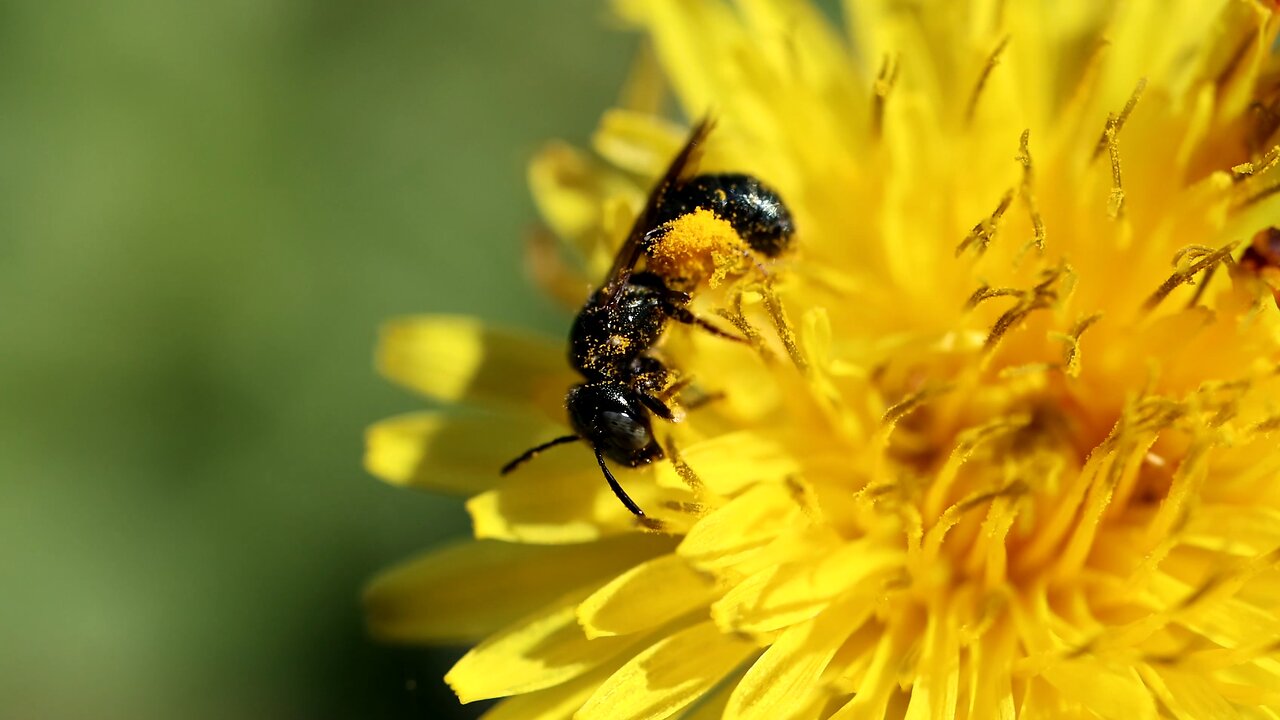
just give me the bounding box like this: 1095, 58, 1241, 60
576, 620, 758, 720
711, 538, 904, 634
964, 615, 1018, 720
829, 616, 916, 720
529, 142, 636, 257
903, 597, 960, 720
1137, 665, 1237, 720
446, 586, 651, 704
480, 662, 618, 720
677, 670, 742, 720
578, 553, 716, 638
1041, 659, 1157, 720
365, 536, 670, 644
678, 483, 795, 570
1150, 571, 1280, 649
653, 432, 800, 496
365, 411, 570, 495
616, 42, 668, 115
376, 315, 574, 418
468, 465, 679, 544
592, 109, 685, 178
611, 0, 745, 119
725, 593, 875, 720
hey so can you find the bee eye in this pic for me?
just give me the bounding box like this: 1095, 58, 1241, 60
600, 410, 652, 451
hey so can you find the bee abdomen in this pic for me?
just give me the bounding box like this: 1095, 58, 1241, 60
659, 173, 795, 257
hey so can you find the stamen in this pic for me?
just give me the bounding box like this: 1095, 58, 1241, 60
966, 36, 1010, 125
1171, 244, 1218, 266
964, 284, 1024, 311
716, 291, 773, 362
664, 437, 706, 494
1015, 451, 1106, 575
984, 264, 1071, 351
956, 190, 1014, 257
1129, 396, 1186, 434
1238, 178, 1280, 208
637, 516, 671, 533
872, 53, 898, 140
971, 497, 1020, 588
1016, 129, 1047, 254
922, 415, 1032, 521
784, 475, 821, 521
1142, 242, 1237, 312
880, 384, 952, 426
1093, 78, 1147, 159
918, 481, 1027, 576
660, 500, 710, 515
1249, 97, 1280, 153
1250, 413, 1280, 435
1104, 113, 1126, 219
1055, 313, 1102, 378
1230, 144, 1280, 182
1052, 441, 1141, 579
1088, 79, 1147, 220
762, 278, 809, 373
1143, 439, 1210, 546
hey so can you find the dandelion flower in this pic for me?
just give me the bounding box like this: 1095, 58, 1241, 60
365, 1, 1280, 717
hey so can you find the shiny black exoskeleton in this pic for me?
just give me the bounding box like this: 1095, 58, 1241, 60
502, 267, 737, 517
656, 173, 795, 257
569, 271, 733, 384
569, 272, 671, 379
500, 119, 795, 517
564, 382, 664, 516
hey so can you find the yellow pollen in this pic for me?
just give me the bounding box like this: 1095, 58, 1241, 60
646, 208, 749, 288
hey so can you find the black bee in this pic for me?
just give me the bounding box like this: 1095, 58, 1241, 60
501, 119, 795, 517
1239, 226, 1280, 309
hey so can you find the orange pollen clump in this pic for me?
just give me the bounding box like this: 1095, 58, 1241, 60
646, 208, 749, 288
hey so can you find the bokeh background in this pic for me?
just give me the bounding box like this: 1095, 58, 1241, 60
0, 2, 633, 718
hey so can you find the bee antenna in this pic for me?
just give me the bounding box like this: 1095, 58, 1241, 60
500, 434, 580, 475
594, 447, 646, 517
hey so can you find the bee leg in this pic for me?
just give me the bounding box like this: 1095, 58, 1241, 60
682, 389, 725, 411
657, 370, 723, 411
664, 304, 748, 343
594, 447, 645, 517
639, 393, 678, 421
658, 374, 695, 402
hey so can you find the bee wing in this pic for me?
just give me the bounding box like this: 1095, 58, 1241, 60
598, 116, 714, 299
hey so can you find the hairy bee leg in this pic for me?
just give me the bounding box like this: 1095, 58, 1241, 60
594, 447, 645, 517
663, 303, 748, 343
500, 434, 580, 475
639, 392, 677, 421
682, 389, 725, 411
658, 374, 695, 402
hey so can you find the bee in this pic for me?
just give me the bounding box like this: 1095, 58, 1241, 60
501, 119, 795, 517
1239, 226, 1280, 309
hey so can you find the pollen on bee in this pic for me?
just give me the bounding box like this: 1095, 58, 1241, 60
646, 208, 750, 288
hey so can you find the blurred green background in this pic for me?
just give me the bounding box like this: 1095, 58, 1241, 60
0, 2, 633, 718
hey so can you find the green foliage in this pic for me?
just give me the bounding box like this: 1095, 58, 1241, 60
0, 2, 628, 717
